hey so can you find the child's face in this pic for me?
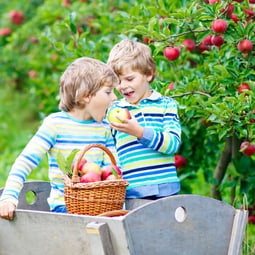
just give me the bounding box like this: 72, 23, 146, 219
117, 67, 153, 105
86, 85, 117, 122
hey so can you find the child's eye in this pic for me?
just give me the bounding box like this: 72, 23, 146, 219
105, 91, 112, 95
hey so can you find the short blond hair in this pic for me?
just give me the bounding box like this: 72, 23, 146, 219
59, 57, 119, 111
107, 39, 156, 82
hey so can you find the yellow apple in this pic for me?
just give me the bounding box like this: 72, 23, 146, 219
107, 108, 131, 123
81, 162, 102, 176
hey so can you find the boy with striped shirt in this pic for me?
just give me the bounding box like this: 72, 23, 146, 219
107, 39, 182, 200
0, 57, 119, 219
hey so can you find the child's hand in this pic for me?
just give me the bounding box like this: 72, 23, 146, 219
0, 201, 16, 220
110, 117, 144, 139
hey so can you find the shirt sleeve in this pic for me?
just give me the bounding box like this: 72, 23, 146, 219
0, 117, 57, 206
138, 98, 181, 155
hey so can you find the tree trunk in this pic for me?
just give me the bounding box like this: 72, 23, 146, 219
210, 137, 232, 200
211, 135, 241, 201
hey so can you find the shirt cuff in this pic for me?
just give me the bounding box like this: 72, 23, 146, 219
138, 128, 153, 146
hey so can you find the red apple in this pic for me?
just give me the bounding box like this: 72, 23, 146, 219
0, 28, 12, 37
248, 215, 255, 224
62, 0, 71, 6
107, 108, 131, 123
198, 42, 211, 53
174, 154, 187, 168
143, 37, 154, 44
80, 171, 101, 183
230, 14, 239, 23
167, 83, 175, 90
225, 4, 234, 16
105, 174, 117, 180
101, 165, 122, 180
209, 0, 220, 4
202, 35, 213, 45
238, 83, 251, 94
249, 0, 255, 3
9, 10, 24, 25
237, 39, 253, 53
244, 9, 254, 17
72, 158, 87, 172
164, 47, 180, 61
80, 162, 102, 176
29, 36, 39, 44
240, 142, 255, 156
211, 19, 228, 33
28, 70, 37, 78
211, 35, 224, 47
249, 110, 255, 124
101, 165, 113, 180
182, 39, 196, 52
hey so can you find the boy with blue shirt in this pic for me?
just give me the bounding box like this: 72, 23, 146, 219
107, 39, 182, 200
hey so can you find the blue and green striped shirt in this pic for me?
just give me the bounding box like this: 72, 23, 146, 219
0, 111, 116, 210
109, 91, 181, 197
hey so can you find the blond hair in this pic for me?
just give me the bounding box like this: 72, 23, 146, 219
59, 57, 119, 111
107, 39, 156, 82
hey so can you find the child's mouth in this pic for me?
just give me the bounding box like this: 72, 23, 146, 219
123, 91, 134, 98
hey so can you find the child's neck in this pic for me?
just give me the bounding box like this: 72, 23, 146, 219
67, 108, 91, 121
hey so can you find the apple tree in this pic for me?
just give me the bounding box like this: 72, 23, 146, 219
0, 0, 254, 209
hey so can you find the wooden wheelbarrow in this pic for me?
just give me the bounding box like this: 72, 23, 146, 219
0, 181, 248, 255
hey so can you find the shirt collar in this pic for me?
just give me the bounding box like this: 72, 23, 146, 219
117, 90, 162, 107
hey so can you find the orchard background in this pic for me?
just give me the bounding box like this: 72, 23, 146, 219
0, 0, 254, 252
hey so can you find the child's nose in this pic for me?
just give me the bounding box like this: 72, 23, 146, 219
111, 92, 117, 101
118, 80, 127, 90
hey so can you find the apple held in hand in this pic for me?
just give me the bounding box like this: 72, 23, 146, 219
81, 162, 102, 176
80, 171, 101, 183
107, 108, 131, 123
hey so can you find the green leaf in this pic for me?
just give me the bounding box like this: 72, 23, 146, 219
66, 149, 80, 169
56, 151, 67, 173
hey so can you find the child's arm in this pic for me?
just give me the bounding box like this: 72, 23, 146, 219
110, 117, 144, 139
0, 117, 56, 219
110, 99, 181, 155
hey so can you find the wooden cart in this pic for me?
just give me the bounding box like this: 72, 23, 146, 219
0, 181, 248, 255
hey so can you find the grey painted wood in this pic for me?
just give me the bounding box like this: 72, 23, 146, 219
86, 222, 115, 255
0, 210, 129, 255
123, 195, 248, 255
0, 182, 248, 255
0, 181, 50, 211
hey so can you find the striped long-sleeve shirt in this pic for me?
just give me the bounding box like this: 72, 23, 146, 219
109, 90, 181, 197
0, 111, 116, 210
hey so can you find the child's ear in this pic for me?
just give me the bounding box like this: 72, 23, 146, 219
83, 94, 91, 103
146, 73, 154, 83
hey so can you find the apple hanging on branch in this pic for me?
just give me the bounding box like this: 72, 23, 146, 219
174, 154, 188, 169
164, 47, 180, 61
240, 142, 255, 156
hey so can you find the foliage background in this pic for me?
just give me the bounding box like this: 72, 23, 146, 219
0, 0, 254, 253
